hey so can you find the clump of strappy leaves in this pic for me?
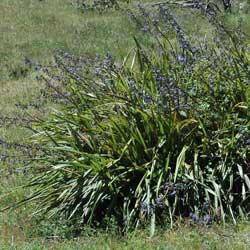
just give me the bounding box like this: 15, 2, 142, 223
20, 4, 250, 235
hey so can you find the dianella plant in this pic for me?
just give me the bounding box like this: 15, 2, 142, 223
18, 3, 250, 235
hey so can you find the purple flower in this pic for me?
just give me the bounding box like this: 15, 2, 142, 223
190, 212, 199, 223
202, 201, 210, 211
140, 201, 148, 213
169, 190, 177, 197
176, 55, 187, 65
155, 197, 165, 208
142, 25, 150, 31
202, 214, 212, 225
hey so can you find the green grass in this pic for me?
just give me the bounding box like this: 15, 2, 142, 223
0, 0, 150, 81
1, 0, 250, 247
1, 224, 250, 249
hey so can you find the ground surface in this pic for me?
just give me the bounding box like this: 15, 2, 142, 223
1, 0, 250, 249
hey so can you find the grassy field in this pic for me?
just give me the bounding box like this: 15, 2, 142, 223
1, 0, 250, 249
1, 224, 250, 250
0, 0, 147, 79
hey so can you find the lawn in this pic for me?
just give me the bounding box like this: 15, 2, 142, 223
1, 0, 250, 249
1, 224, 250, 249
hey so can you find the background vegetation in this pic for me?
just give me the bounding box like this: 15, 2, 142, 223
1, 0, 250, 249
